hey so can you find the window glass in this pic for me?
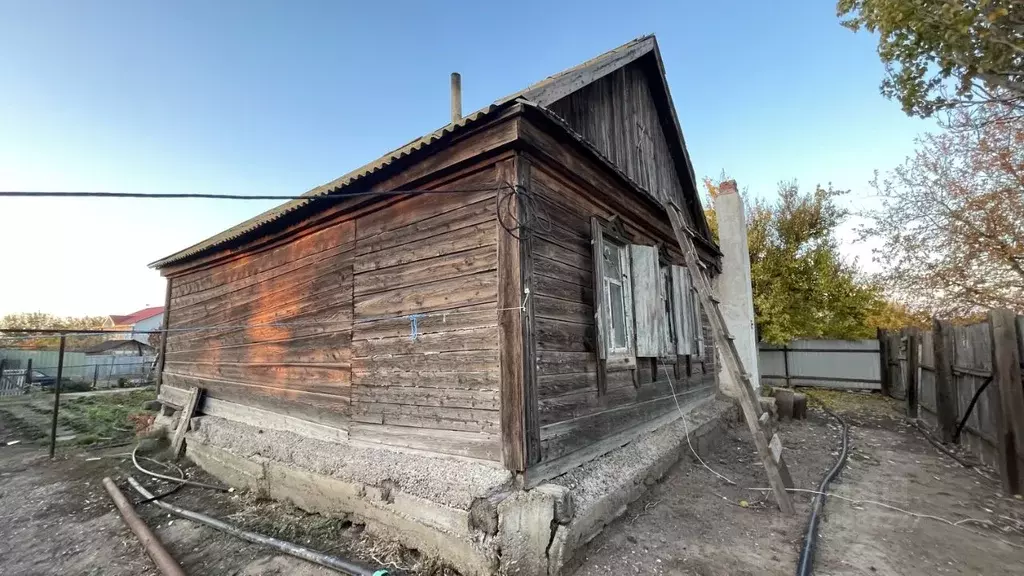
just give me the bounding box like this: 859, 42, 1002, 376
608, 282, 626, 349
603, 243, 621, 278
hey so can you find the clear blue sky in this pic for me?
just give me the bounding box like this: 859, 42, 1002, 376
0, 0, 929, 316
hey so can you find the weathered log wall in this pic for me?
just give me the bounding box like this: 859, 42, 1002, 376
522, 150, 716, 479
162, 162, 506, 461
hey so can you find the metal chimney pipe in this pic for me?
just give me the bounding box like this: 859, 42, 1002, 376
450, 72, 462, 123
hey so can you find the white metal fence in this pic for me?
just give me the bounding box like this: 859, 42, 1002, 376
759, 339, 881, 391
0, 349, 156, 386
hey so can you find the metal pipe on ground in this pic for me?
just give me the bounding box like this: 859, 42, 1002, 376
126, 476, 385, 576
102, 477, 187, 576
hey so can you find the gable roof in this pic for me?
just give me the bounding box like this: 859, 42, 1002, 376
110, 307, 164, 326
151, 35, 711, 269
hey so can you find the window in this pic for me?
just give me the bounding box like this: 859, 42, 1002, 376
603, 241, 630, 352
591, 217, 635, 368
592, 217, 707, 377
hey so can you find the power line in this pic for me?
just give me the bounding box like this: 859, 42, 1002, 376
0, 186, 507, 201
0, 303, 527, 338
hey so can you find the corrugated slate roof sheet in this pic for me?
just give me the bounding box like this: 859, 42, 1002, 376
151, 36, 657, 269
149, 104, 505, 268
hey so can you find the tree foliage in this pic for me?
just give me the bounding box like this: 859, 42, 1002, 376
705, 179, 883, 344
0, 312, 110, 349
860, 102, 1024, 316
838, 0, 1024, 118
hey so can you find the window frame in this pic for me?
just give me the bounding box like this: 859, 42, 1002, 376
591, 216, 636, 371
603, 240, 633, 356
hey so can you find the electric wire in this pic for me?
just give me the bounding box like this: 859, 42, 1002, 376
662, 364, 738, 485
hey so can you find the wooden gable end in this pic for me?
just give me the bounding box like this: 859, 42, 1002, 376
547, 63, 692, 225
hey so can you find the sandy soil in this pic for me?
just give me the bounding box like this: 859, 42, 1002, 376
570, 392, 1024, 576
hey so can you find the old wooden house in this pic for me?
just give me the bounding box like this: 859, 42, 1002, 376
152, 35, 724, 574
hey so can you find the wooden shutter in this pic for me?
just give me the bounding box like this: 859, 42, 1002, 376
630, 245, 661, 357
671, 265, 692, 355
590, 217, 607, 360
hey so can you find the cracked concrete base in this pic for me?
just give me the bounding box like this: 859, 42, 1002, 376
171, 396, 733, 576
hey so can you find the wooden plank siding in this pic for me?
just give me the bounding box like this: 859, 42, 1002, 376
522, 152, 717, 478
160, 143, 515, 460
349, 166, 503, 460
162, 217, 356, 429
548, 64, 689, 223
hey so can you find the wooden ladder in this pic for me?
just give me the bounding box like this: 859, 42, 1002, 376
665, 202, 796, 514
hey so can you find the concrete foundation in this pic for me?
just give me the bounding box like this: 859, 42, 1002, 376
171, 396, 734, 575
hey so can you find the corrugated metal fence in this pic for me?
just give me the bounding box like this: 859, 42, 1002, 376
759, 339, 881, 391
0, 349, 156, 385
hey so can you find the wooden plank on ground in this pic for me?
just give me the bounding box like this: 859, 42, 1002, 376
171, 387, 200, 458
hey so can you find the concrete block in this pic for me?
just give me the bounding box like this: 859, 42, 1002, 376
266, 461, 363, 514
534, 483, 574, 524
498, 489, 556, 576
185, 440, 267, 496
759, 396, 778, 420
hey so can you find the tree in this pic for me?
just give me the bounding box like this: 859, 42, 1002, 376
838, 0, 1024, 118
860, 102, 1024, 316
0, 313, 110, 349
705, 178, 884, 343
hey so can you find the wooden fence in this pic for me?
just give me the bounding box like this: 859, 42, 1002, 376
880, 309, 1024, 494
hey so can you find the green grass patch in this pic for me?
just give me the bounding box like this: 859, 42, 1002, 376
57, 389, 157, 444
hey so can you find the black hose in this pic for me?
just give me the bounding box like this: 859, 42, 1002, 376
796, 407, 850, 576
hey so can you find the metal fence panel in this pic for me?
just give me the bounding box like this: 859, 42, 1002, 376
0, 348, 155, 385
759, 339, 881, 390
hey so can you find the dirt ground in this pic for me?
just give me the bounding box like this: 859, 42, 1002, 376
571, 391, 1024, 575
0, 414, 453, 575
2, 390, 1022, 575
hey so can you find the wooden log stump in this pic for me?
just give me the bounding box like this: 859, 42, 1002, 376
792, 393, 807, 420
774, 388, 795, 420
